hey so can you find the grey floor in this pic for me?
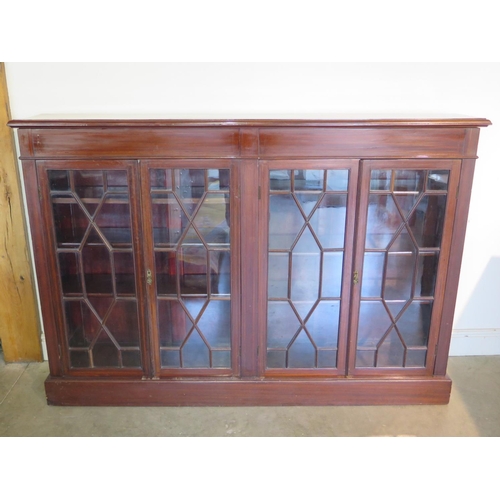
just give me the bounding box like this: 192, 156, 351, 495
0, 352, 499, 436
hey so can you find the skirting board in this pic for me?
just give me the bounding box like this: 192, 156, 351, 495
45, 376, 452, 406
449, 329, 500, 356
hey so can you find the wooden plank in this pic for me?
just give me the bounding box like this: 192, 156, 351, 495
259, 127, 469, 158
0, 63, 42, 362
8, 117, 492, 128
28, 127, 240, 159
44, 375, 452, 406
434, 131, 481, 375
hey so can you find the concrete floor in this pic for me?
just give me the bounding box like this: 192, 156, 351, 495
0, 352, 499, 436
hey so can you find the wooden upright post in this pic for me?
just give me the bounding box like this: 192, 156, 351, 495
0, 62, 42, 362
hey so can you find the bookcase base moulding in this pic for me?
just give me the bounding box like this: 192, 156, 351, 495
9, 116, 491, 406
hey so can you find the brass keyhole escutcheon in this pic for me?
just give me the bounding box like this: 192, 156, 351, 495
353, 271, 359, 285
146, 269, 153, 286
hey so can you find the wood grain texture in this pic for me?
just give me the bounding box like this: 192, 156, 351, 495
45, 375, 452, 406
8, 116, 490, 406
29, 127, 240, 159
8, 117, 492, 128
0, 63, 42, 362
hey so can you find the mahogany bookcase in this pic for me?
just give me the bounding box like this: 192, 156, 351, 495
9, 117, 491, 406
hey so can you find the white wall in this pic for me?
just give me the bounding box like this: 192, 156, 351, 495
6, 62, 500, 355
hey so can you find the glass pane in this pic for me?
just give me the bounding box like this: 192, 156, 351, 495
150, 169, 172, 190
74, 170, 104, 202
59, 253, 81, 295
207, 169, 230, 191
295, 193, 321, 218
309, 194, 347, 249
94, 195, 132, 247
210, 251, 230, 296
192, 193, 230, 246
376, 328, 405, 367
306, 300, 340, 348
51, 197, 88, 247
322, 252, 343, 298
155, 251, 177, 295
357, 301, 392, 348
158, 300, 192, 347
294, 170, 323, 191
175, 169, 205, 215
394, 170, 424, 192
415, 253, 439, 297
267, 301, 301, 349
396, 302, 432, 347
361, 252, 384, 298
291, 227, 321, 302
384, 252, 416, 301
326, 169, 348, 191
198, 301, 231, 348
150, 167, 232, 370
269, 194, 304, 249
409, 195, 447, 248
365, 195, 404, 250
50, 168, 142, 370
179, 242, 207, 295
114, 252, 136, 295
427, 171, 449, 191
49, 170, 69, 191
268, 252, 289, 299
107, 171, 129, 192
269, 170, 291, 191
151, 193, 189, 246
288, 330, 316, 368
370, 170, 390, 191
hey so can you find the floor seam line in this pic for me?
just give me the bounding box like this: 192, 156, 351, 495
0, 363, 30, 406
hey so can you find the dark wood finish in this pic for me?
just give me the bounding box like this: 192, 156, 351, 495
259, 128, 470, 158
9, 117, 491, 128
45, 375, 452, 406
239, 159, 261, 377
9, 117, 490, 406
28, 128, 240, 159
434, 129, 482, 375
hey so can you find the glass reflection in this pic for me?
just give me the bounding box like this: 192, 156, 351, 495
267, 168, 348, 369
150, 167, 232, 370
356, 168, 450, 369
50, 169, 141, 370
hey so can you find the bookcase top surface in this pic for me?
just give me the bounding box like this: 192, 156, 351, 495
8, 113, 492, 128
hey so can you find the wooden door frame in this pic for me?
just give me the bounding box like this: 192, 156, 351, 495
0, 62, 42, 362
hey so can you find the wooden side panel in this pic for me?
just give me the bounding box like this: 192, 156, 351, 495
259, 127, 468, 158
0, 63, 42, 362
30, 127, 240, 158
435, 129, 481, 375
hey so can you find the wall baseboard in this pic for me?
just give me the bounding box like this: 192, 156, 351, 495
450, 329, 500, 356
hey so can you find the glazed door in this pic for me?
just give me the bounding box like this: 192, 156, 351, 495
38, 161, 149, 375
141, 160, 239, 377
348, 160, 461, 375
260, 160, 359, 376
